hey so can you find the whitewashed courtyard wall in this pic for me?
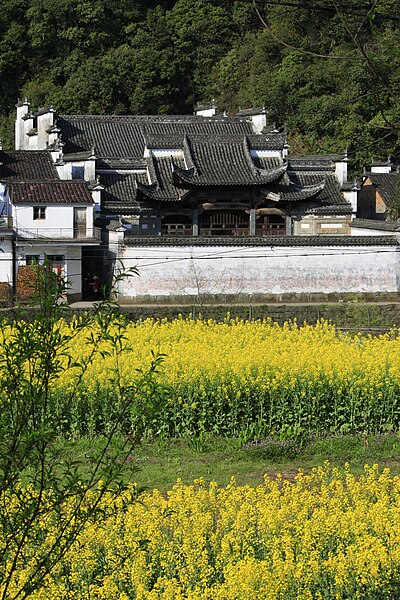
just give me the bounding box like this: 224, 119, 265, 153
0, 235, 14, 285
114, 239, 400, 302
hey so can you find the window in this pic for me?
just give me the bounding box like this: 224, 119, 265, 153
45, 255, 65, 281
46, 255, 64, 265
26, 255, 40, 265
33, 206, 46, 220
72, 166, 85, 180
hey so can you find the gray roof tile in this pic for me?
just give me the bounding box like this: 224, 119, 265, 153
286, 171, 348, 206
10, 181, 93, 205
56, 113, 350, 213
100, 173, 144, 213
351, 218, 399, 231
0, 150, 58, 181
173, 136, 287, 186
124, 235, 398, 247
59, 114, 257, 159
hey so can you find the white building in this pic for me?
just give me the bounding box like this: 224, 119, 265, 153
0, 149, 100, 302
6, 100, 400, 303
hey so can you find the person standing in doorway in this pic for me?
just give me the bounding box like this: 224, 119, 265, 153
92, 275, 100, 300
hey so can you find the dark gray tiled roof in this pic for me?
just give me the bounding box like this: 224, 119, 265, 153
275, 181, 326, 202
254, 158, 348, 207
351, 218, 399, 231
303, 204, 353, 215
173, 137, 287, 186
58, 115, 257, 159
286, 171, 348, 206
147, 156, 191, 200
97, 158, 147, 170
363, 172, 400, 206
289, 155, 344, 171
0, 150, 58, 181
370, 160, 392, 167
124, 235, 398, 247
141, 118, 255, 138
61, 151, 94, 162
100, 158, 192, 207
291, 201, 353, 216
237, 107, 265, 116
56, 113, 350, 213
10, 181, 93, 205
247, 133, 286, 151
100, 172, 144, 214
143, 133, 185, 150
58, 116, 145, 158
252, 156, 285, 171
341, 180, 359, 191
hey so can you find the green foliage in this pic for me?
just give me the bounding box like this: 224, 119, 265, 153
0, 265, 164, 599
32, 353, 400, 443
63, 432, 400, 494
386, 173, 400, 220
0, 0, 399, 167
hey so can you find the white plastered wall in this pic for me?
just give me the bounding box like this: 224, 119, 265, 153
0, 236, 14, 285
13, 205, 94, 238
55, 159, 96, 182
16, 244, 82, 297
115, 243, 400, 300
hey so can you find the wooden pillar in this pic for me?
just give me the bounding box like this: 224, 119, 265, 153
285, 216, 292, 236
192, 208, 199, 236
155, 214, 162, 236
249, 208, 256, 236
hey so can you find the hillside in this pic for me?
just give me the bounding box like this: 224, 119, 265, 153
1, 0, 399, 171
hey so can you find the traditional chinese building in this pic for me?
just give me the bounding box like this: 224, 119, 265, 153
6, 100, 398, 303
15, 101, 358, 238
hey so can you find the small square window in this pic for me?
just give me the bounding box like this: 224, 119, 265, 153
72, 166, 85, 180
46, 255, 64, 265
33, 206, 46, 220
26, 255, 40, 265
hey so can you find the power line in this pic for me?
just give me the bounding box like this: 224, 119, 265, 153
0, 246, 398, 264
248, 0, 400, 20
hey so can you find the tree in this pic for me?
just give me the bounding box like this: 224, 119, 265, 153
245, 0, 400, 167
0, 265, 164, 599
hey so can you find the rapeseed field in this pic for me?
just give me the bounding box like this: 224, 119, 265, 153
4, 464, 400, 599
2, 318, 400, 597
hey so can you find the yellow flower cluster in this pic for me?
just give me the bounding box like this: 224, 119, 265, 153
57, 317, 400, 389
2, 317, 400, 437
6, 464, 400, 599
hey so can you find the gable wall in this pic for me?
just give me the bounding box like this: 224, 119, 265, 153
358, 178, 386, 219
376, 192, 387, 214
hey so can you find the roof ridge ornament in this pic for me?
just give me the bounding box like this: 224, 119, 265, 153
171, 161, 195, 185
242, 135, 260, 176
182, 134, 197, 173
244, 133, 288, 183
